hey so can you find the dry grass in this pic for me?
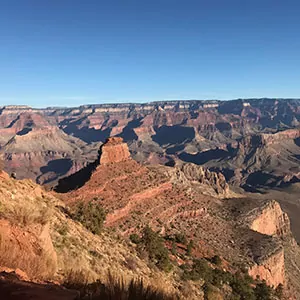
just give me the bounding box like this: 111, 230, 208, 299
64, 270, 179, 300
0, 233, 56, 279
7, 203, 52, 226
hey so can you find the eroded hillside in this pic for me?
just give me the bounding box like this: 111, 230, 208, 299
57, 137, 300, 299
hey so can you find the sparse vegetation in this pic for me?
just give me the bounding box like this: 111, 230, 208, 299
136, 226, 172, 272
182, 258, 275, 300
174, 232, 187, 245
72, 202, 106, 235
64, 271, 178, 300
5, 201, 52, 227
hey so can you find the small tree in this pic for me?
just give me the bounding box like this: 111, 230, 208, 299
175, 233, 187, 245
171, 240, 177, 256
140, 226, 172, 272
254, 281, 272, 300
186, 240, 194, 256
211, 255, 222, 266
275, 283, 284, 299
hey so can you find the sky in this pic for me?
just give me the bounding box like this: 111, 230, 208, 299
0, 0, 300, 107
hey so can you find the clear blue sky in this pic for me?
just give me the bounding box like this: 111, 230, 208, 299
0, 0, 300, 107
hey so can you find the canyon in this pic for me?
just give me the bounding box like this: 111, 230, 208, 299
0, 98, 299, 190
0, 99, 300, 298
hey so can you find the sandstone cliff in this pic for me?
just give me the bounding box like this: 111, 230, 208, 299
248, 246, 285, 288
238, 199, 292, 287
247, 200, 291, 237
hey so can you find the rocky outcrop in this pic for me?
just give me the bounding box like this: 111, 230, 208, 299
99, 137, 131, 165
244, 200, 291, 237
0, 220, 57, 279
181, 163, 229, 194
239, 200, 291, 287
262, 129, 300, 145
166, 163, 230, 196
248, 247, 285, 288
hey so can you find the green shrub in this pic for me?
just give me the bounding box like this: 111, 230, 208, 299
182, 258, 212, 281
129, 233, 141, 244
210, 255, 222, 266
275, 283, 284, 299
254, 282, 272, 300
174, 233, 187, 245
230, 274, 255, 300
72, 202, 106, 235
171, 240, 177, 256
139, 226, 172, 272
182, 259, 275, 300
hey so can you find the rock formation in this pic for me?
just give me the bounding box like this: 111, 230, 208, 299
248, 246, 285, 287
165, 163, 230, 196
247, 200, 291, 237
99, 137, 131, 165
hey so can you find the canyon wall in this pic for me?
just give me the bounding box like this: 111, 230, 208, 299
246, 200, 291, 237
248, 247, 285, 287
244, 200, 291, 287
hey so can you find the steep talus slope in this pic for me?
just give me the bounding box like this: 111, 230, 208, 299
59, 137, 300, 296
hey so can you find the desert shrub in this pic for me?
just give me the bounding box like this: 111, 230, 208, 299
57, 223, 68, 236
171, 240, 177, 255
203, 283, 223, 300
64, 269, 90, 291
230, 274, 256, 300
139, 226, 172, 272
254, 281, 272, 300
210, 255, 222, 266
174, 233, 187, 245
181, 259, 276, 300
8, 203, 51, 227
72, 202, 106, 235
129, 233, 141, 244
275, 283, 284, 299
182, 258, 214, 282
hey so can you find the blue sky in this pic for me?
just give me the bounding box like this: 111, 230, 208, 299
0, 0, 300, 107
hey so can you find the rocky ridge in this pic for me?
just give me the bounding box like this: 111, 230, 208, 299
58, 137, 300, 294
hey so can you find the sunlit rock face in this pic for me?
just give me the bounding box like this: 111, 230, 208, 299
99, 137, 131, 165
